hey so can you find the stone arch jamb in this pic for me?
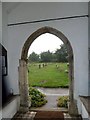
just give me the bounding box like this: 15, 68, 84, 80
19, 26, 78, 115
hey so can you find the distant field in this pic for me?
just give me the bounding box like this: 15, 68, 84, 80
28, 63, 69, 88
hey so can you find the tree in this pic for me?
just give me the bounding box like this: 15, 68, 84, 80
28, 52, 40, 62
51, 53, 57, 62
55, 44, 68, 62
28, 44, 68, 63
40, 50, 53, 62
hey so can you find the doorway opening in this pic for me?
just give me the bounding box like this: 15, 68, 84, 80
27, 33, 69, 110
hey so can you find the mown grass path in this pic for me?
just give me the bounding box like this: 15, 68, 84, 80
28, 63, 69, 88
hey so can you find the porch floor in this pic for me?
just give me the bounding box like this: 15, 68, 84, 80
12, 110, 82, 120
80, 96, 90, 114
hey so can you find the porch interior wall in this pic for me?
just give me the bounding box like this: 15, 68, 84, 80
2, 2, 89, 115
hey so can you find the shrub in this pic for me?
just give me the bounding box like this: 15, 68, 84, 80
57, 96, 69, 108
29, 87, 47, 107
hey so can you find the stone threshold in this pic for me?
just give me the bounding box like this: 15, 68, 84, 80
30, 107, 68, 113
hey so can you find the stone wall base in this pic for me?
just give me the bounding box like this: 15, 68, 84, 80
19, 106, 29, 113
69, 100, 79, 116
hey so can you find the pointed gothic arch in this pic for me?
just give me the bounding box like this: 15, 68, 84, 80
19, 26, 78, 115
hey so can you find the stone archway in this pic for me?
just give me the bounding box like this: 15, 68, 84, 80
19, 26, 78, 115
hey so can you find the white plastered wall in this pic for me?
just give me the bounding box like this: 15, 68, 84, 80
2, 3, 12, 97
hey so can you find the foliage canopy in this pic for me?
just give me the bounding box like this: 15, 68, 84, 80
28, 44, 68, 63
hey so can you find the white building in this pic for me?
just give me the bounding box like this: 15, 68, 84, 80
0, 2, 90, 119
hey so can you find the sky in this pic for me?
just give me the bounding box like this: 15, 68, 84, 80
28, 33, 63, 56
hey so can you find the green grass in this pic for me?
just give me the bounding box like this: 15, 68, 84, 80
28, 63, 69, 88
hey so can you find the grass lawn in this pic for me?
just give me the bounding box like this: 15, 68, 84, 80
28, 63, 69, 88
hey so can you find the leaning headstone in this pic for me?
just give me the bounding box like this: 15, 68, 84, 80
65, 69, 68, 73
39, 64, 41, 69
67, 63, 69, 66
43, 64, 45, 67
45, 63, 47, 66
